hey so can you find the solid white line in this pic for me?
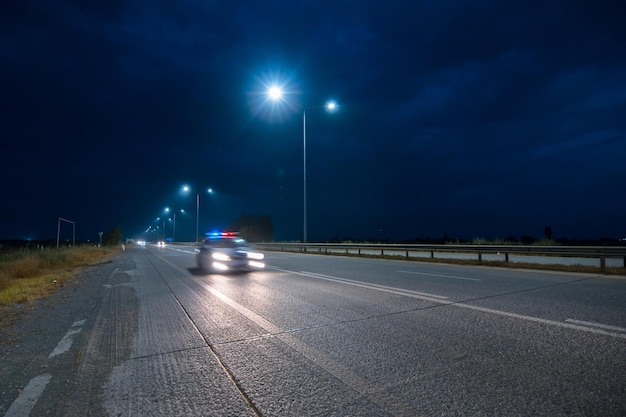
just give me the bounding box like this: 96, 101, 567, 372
456, 304, 626, 340
163, 247, 197, 254
190, 275, 422, 417
398, 270, 482, 281
269, 266, 626, 340
565, 319, 626, 332
294, 269, 449, 299
153, 254, 423, 416
3, 374, 52, 417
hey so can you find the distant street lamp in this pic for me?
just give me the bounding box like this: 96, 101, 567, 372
157, 217, 167, 241
164, 207, 185, 242
266, 86, 337, 243
145, 225, 159, 243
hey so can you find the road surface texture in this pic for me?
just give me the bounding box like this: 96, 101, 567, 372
1, 244, 625, 416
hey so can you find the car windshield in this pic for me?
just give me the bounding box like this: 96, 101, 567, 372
210, 237, 247, 248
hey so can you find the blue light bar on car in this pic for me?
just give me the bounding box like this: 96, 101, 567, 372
206, 231, 238, 237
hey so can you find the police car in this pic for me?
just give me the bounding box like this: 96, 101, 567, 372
197, 232, 265, 273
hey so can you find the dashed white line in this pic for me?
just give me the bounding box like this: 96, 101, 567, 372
3, 374, 51, 417
48, 319, 85, 359
6, 319, 87, 415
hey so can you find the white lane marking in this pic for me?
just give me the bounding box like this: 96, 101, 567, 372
398, 270, 482, 281
566, 319, 626, 333
3, 374, 52, 417
456, 304, 626, 340
289, 269, 449, 299
156, 255, 422, 416
270, 267, 626, 340
191, 276, 422, 417
170, 248, 196, 254
48, 320, 84, 358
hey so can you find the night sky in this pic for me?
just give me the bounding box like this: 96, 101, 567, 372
1, 1, 625, 243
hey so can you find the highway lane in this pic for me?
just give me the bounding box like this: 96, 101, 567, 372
129, 244, 626, 416
3, 244, 625, 416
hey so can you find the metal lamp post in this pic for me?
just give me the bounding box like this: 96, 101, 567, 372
267, 87, 337, 243
183, 185, 214, 242
164, 207, 183, 242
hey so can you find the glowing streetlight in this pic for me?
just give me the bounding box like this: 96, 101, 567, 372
268, 86, 283, 100
164, 207, 184, 242
266, 85, 338, 243
182, 185, 215, 242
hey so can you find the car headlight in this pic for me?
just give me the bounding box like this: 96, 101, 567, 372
212, 252, 231, 261
248, 260, 265, 269
247, 251, 264, 260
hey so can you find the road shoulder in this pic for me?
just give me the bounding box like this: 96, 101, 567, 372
0, 250, 137, 417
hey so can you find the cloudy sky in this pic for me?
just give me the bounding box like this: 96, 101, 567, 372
1, 0, 625, 242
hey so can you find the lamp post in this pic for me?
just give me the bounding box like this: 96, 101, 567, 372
267, 86, 337, 243
164, 208, 171, 240
164, 207, 184, 242
156, 217, 164, 241
182, 185, 214, 242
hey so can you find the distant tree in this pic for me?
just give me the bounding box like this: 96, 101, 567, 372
544, 226, 553, 240
229, 214, 274, 242
257, 215, 274, 241
557, 237, 571, 245
102, 226, 124, 246
520, 235, 535, 245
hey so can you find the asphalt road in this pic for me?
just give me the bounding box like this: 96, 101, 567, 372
1, 244, 625, 416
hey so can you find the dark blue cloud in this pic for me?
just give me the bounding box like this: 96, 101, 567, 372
1, 0, 624, 242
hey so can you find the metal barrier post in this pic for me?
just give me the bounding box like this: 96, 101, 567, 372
600, 256, 606, 273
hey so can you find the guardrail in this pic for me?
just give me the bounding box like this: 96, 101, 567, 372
254, 243, 626, 273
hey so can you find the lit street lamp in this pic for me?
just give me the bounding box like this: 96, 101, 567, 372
182, 185, 214, 242
266, 86, 337, 243
165, 207, 185, 242
156, 217, 165, 241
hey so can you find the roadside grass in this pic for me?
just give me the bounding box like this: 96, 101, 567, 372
0, 245, 120, 317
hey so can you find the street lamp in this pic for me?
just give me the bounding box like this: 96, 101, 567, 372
266, 86, 337, 243
182, 185, 214, 242
163, 209, 170, 240
164, 207, 185, 242
156, 217, 165, 241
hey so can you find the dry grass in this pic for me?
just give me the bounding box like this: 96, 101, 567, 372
0, 245, 119, 335
0, 246, 119, 307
